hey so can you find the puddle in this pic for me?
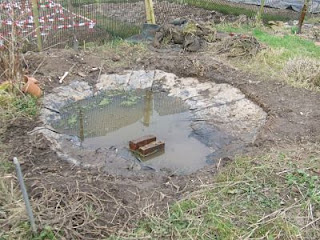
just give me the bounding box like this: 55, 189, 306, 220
53, 89, 214, 174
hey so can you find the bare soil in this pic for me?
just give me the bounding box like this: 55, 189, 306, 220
3, 40, 319, 238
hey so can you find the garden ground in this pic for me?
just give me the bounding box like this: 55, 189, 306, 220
1, 21, 320, 239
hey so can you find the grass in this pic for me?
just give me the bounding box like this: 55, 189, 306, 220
0, 93, 39, 122
253, 29, 320, 59
113, 145, 320, 239
95, 16, 141, 39
216, 23, 320, 90
169, 0, 295, 22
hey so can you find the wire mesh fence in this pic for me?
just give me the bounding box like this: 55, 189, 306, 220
0, 0, 318, 50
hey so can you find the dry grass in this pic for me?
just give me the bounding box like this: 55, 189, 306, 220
216, 35, 262, 58
284, 57, 320, 88
114, 144, 320, 240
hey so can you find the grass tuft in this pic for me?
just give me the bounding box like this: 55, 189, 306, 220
284, 57, 320, 88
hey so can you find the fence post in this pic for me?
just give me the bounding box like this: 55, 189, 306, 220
297, 0, 310, 34
31, 0, 43, 51
144, 0, 156, 24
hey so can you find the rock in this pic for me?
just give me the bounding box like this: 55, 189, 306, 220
170, 18, 187, 26
111, 55, 121, 62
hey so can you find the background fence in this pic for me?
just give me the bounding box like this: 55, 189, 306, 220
0, 0, 318, 50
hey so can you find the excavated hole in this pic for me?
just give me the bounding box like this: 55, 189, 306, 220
37, 70, 267, 175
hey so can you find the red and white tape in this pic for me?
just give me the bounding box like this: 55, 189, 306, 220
1, 0, 96, 40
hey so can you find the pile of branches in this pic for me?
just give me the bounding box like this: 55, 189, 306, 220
216, 35, 262, 58
153, 19, 217, 52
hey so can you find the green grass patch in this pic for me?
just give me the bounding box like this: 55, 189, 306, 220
253, 29, 320, 59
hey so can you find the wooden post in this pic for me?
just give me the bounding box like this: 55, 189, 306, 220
298, 0, 310, 34
144, 0, 156, 24
256, 0, 265, 24
31, 0, 43, 51
143, 90, 153, 127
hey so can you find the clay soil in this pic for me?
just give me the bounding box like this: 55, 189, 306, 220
2, 41, 320, 238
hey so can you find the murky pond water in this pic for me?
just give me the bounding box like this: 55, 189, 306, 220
53, 89, 214, 174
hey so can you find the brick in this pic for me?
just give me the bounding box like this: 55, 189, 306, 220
138, 141, 165, 156
129, 135, 156, 151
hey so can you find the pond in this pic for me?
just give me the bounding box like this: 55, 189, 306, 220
53, 89, 216, 174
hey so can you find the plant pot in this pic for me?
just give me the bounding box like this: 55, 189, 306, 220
22, 75, 42, 98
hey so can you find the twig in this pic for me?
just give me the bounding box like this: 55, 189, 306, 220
301, 217, 320, 230
59, 72, 69, 84
32, 58, 46, 76
97, 62, 104, 81
59, 63, 76, 84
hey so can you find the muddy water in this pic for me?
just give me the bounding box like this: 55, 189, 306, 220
53, 90, 214, 174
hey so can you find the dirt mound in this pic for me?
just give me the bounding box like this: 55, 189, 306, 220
216, 34, 262, 57
153, 20, 217, 52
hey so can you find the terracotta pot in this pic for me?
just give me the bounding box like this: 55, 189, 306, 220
22, 75, 42, 98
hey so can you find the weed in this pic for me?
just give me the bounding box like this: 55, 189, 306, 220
99, 97, 111, 106
291, 26, 299, 34
287, 169, 320, 204
67, 114, 78, 126
12, 96, 39, 117
33, 226, 56, 240
0, 91, 39, 123
182, 22, 197, 36
120, 94, 139, 107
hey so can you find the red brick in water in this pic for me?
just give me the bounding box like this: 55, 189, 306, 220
138, 141, 165, 156
129, 135, 156, 151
